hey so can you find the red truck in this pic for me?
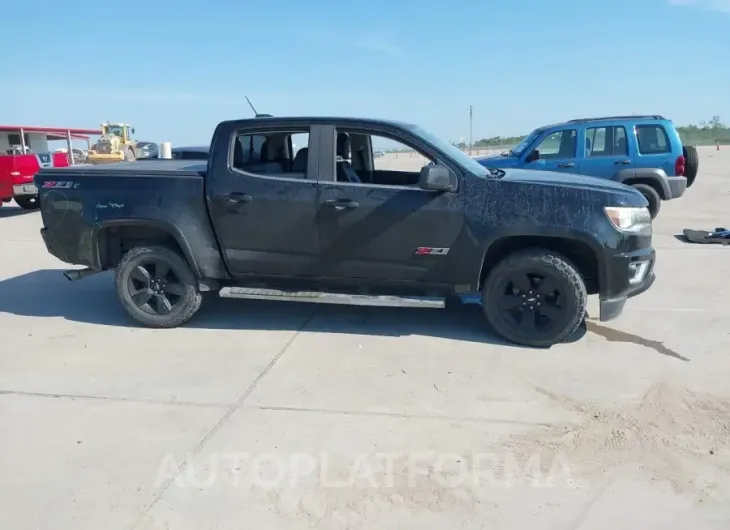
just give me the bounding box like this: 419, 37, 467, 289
0, 124, 100, 209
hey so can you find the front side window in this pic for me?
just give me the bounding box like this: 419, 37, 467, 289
334, 129, 435, 187
535, 129, 577, 159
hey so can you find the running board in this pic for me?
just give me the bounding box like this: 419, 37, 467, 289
219, 287, 445, 308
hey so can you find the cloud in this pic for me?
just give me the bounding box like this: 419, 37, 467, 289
668, 0, 730, 13
351, 32, 404, 57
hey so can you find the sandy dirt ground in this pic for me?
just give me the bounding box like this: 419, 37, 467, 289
1, 146, 729, 529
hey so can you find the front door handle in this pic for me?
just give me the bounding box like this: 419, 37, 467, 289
322, 199, 359, 210
557, 162, 575, 168
228, 192, 252, 204
614, 159, 631, 165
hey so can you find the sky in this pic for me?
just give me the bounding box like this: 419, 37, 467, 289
1, 0, 729, 146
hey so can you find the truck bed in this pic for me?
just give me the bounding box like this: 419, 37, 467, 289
35, 159, 226, 280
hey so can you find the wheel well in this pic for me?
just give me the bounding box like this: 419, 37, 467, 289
624, 178, 664, 200
98, 225, 186, 269
479, 236, 600, 294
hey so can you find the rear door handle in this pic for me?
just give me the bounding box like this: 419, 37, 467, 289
614, 159, 631, 165
322, 199, 359, 210
557, 162, 575, 168
228, 192, 252, 204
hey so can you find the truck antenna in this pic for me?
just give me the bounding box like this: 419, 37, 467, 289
245, 96, 259, 116
245, 96, 273, 118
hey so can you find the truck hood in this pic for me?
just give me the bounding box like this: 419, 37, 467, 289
497, 168, 645, 204
476, 154, 520, 168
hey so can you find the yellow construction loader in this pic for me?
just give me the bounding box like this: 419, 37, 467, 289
86, 122, 139, 164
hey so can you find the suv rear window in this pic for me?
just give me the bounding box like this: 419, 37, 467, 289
636, 125, 670, 154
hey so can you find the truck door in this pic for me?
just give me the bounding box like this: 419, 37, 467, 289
525, 127, 580, 174
578, 123, 635, 180
207, 125, 321, 277
314, 125, 464, 283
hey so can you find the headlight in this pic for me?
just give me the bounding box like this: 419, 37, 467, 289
604, 206, 652, 236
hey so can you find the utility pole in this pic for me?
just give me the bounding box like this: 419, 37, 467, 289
469, 105, 473, 156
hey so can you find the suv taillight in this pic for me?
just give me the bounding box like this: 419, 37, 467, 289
675, 155, 685, 176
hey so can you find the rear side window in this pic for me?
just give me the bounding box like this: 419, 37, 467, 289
585, 126, 628, 157
636, 125, 670, 154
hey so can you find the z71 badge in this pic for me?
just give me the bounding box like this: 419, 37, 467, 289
42, 181, 80, 189
415, 247, 450, 256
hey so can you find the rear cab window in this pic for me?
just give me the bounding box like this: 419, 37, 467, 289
230, 128, 311, 180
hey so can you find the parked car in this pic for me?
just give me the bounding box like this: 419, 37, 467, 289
136, 141, 159, 159
171, 145, 209, 160
477, 115, 698, 218
36, 116, 655, 347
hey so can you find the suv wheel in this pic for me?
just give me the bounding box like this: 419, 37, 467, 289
632, 183, 661, 219
482, 249, 587, 347
115, 245, 202, 328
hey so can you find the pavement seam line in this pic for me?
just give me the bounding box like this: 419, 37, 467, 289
250, 404, 554, 427
0, 389, 230, 409
129, 311, 316, 530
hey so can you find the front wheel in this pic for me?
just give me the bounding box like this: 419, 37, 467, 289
14, 195, 40, 210
124, 147, 136, 161
482, 249, 587, 347
115, 245, 202, 328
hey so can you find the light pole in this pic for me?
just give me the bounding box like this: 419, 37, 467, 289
469, 105, 473, 156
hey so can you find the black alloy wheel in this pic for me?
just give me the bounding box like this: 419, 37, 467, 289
482, 250, 587, 347
115, 245, 202, 328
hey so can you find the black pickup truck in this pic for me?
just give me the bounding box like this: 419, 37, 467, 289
35, 116, 656, 347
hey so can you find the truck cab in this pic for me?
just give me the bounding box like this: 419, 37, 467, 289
476, 115, 695, 218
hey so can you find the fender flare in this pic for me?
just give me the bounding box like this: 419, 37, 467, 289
93, 218, 202, 278
614, 168, 670, 200
476, 227, 607, 292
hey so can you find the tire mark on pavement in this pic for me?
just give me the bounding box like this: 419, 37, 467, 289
129, 311, 317, 530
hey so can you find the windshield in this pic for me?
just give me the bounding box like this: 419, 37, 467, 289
106, 126, 124, 137
510, 129, 541, 157
406, 124, 488, 177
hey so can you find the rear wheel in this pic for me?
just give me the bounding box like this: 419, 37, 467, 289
632, 183, 661, 219
683, 145, 698, 187
14, 195, 40, 210
115, 245, 202, 328
482, 249, 587, 347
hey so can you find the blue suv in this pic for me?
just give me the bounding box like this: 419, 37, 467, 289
476, 115, 698, 218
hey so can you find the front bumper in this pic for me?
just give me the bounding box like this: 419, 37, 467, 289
598, 246, 656, 322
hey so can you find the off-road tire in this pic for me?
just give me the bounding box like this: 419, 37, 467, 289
632, 183, 661, 219
482, 249, 587, 348
683, 145, 698, 188
124, 147, 136, 162
115, 245, 202, 328
14, 195, 40, 210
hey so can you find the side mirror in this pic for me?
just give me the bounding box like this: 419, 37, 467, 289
419, 164, 457, 192
525, 149, 540, 163
131, 128, 135, 134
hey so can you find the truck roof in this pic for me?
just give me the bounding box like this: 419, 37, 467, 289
220, 116, 417, 129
